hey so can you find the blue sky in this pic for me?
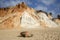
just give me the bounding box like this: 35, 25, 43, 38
0, 0, 60, 18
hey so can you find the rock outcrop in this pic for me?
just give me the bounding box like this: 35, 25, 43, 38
0, 2, 59, 29
0, 2, 27, 29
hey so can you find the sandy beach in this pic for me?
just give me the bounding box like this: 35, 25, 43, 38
0, 27, 60, 40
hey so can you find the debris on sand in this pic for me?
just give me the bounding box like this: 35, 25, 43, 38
19, 31, 33, 37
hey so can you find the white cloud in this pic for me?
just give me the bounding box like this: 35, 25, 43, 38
34, 5, 47, 11
41, 0, 56, 5
34, 5, 58, 18
0, 0, 32, 8
48, 10, 58, 18
23, 0, 33, 5
0, 0, 21, 8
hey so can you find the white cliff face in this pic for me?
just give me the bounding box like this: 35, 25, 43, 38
0, 10, 58, 29
37, 12, 58, 28
20, 10, 58, 28
20, 11, 40, 28
54, 19, 60, 26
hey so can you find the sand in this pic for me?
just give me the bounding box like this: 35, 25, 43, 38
0, 28, 60, 40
